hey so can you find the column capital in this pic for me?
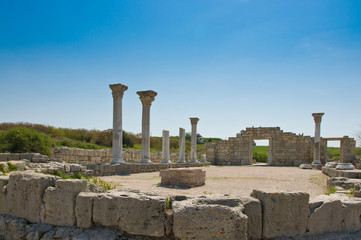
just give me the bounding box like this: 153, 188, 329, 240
190, 117, 199, 125
312, 113, 325, 124
137, 90, 157, 107
110, 84, 128, 98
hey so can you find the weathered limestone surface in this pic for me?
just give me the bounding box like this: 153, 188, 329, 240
239, 196, 262, 240
342, 200, 361, 233
5, 171, 58, 223
93, 190, 167, 237
160, 168, 205, 187
299, 163, 312, 169
0, 176, 9, 215
44, 179, 88, 226
137, 90, 157, 163
308, 195, 343, 235
161, 130, 172, 164
75, 192, 98, 229
109, 83, 128, 164
190, 117, 199, 163
173, 195, 248, 240
178, 128, 186, 163
251, 190, 309, 239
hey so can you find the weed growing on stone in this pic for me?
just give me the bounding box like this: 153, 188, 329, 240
91, 178, 114, 191
325, 186, 337, 195
166, 198, 172, 208
7, 162, 17, 172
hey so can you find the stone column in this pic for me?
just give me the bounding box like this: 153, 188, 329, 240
312, 113, 324, 167
109, 83, 128, 164
177, 128, 186, 163
137, 90, 157, 163
190, 117, 199, 163
161, 130, 172, 163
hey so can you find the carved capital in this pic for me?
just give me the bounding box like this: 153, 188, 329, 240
190, 117, 199, 125
312, 113, 325, 124
110, 84, 128, 98
137, 90, 157, 107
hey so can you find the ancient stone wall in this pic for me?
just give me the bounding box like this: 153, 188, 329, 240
1, 171, 361, 239
51, 147, 190, 164
204, 127, 355, 166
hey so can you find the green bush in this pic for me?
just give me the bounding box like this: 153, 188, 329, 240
253, 152, 268, 163
0, 127, 52, 156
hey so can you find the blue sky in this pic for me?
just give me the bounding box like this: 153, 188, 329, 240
0, 0, 360, 146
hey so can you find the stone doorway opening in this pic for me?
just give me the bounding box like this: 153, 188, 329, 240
252, 139, 272, 165
324, 139, 341, 163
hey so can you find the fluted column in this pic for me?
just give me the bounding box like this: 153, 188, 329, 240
190, 117, 199, 163
312, 113, 324, 166
109, 83, 128, 164
161, 130, 172, 163
137, 90, 157, 163
177, 128, 186, 163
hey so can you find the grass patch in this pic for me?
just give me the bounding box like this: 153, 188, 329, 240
253, 146, 269, 163
91, 178, 114, 191
309, 175, 328, 186
325, 186, 337, 195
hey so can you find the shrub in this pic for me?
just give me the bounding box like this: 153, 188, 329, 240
253, 152, 268, 163
0, 127, 52, 156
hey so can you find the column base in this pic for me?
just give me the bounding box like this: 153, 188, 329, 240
111, 158, 126, 164
190, 159, 198, 163
160, 159, 172, 164
177, 159, 186, 164
311, 162, 322, 170
336, 163, 355, 170
140, 159, 153, 164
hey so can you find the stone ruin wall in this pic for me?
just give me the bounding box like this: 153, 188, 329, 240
51, 147, 190, 164
204, 127, 355, 166
2, 171, 361, 239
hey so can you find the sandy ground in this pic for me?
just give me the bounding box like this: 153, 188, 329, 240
99, 165, 328, 198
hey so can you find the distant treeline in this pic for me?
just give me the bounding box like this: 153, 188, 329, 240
0, 122, 222, 153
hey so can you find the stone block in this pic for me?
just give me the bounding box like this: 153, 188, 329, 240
8, 160, 27, 171
8, 154, 20, 161
76, 192, 98, 228
173, 195, 248, 240
0, 176, 9, 214
251, 190, 309, 239
93, 190, 167, 237
44, 179, 88, 226
160, 168, 205, 187
6, 171, 58, 223
308, 195, 343, 235
239, 196, 262, 240
70, 164, 81, 172
342, 200, 361, 233
0, 153, 9, 162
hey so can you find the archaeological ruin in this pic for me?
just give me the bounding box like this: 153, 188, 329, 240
1, 83, 361, 239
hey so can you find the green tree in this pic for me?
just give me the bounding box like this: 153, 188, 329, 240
0, 127, 52, 156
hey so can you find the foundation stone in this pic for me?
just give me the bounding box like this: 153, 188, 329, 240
160, 168, 205, 187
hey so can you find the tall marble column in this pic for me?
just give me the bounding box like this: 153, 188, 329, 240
312, 113, 324, 166
137, 90, 157, 163
109, 83, 128, 164
161, 130, 172, 163
190, 117, 199, 163
177, 128, 186, 163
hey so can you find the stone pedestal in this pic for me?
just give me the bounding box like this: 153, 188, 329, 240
159, 168, 206, 187
312, 113, 324, 168
109, 84, 128, 164
336, 163, 355, 170
189, 117, 199, 163
137, 90, 157, 163
161, 130, 172, 164
200, 154, 207, 163
177, 128, 186, 163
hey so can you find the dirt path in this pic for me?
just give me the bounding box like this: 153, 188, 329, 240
99, 165, 328, 197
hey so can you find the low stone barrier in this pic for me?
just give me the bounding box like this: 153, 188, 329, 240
1, 171, 361, 240
0, 153, 53, 163
85, 162, 209, 176
51, 147, 191, 164
322, 166, 361, 179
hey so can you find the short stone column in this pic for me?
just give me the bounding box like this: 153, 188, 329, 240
190, 117, 199, 163
177, 128, 186, 163
137, 90, 157, 163
109, 83, 128, 164
161, 130, 172, 164
312, 113, 324, 167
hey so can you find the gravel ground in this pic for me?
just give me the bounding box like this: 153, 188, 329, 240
99, 165, 328, 197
